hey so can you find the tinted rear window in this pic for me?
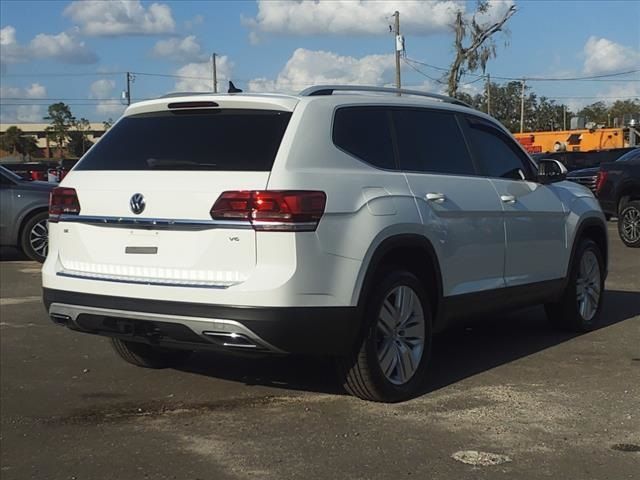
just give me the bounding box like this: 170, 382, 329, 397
75, 109, 292, 171
333, 107, 395, 170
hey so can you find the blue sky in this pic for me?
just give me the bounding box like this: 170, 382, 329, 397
1, 0, 639, 123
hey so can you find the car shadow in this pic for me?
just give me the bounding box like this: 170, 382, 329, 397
177, 289, 640, 398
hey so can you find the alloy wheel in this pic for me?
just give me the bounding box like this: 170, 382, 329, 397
29, 218, 48, 259
621, 206, 640, 244
576, 249, 601, 321
375, 286, 425, 385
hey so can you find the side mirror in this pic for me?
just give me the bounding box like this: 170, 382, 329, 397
537, 159, 567, 184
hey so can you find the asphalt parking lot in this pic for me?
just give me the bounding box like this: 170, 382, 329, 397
1, 222, 638, 480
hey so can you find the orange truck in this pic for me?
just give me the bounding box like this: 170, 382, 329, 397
514, 128, 630, 154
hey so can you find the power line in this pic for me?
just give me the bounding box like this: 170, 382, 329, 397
404, 57, 640, 82
402, 58, 446, 84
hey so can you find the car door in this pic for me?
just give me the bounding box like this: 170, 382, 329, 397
0, 171, 17, 245
392, 108, 506, 297
461, 116, 568, 287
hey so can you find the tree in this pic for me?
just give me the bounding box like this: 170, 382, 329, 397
44, 102, 75, 158
608, 99, 640, 126
0, 126, 40, 160
447, 1, 517, 98
73, 117, 91, 156
577, 101, 608, 126
102, 118, 114, 131
0, 126, 23, 155
68, 131, 94, 158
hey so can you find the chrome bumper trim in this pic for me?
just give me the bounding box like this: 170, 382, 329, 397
48, 302, 285, 353
57, 270, 237, 289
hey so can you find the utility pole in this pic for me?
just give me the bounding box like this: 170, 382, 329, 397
212, 53, 218, 93
393, 11, 401, 95
486, 73, 491, 115
563, 105, 567, 131
126, 72, 132, 106
519, 78, 526, 133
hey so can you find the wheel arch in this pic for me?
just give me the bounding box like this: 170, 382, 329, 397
570, 216, 608, 277
353, 233, 444, 331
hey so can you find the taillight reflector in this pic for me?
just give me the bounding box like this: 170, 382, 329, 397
211, 191, 326, 231
49, 187, 81, 220
595, 170, 608, 195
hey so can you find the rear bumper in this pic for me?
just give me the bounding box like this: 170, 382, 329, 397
43, 288, 360, 355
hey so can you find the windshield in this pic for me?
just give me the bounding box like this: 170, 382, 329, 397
75, 109, 292, 171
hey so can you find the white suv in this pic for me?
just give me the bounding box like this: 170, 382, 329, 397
43, 85, 608, 402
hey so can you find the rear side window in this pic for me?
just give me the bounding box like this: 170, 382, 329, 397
75, 109, 292, 171
333, 107, 395, 170
393, 108, 476, 175
464, 117, 534, 180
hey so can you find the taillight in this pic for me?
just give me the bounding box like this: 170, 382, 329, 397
211, 191, 326, 231
49, 187, 81, 221
595, 170, 608, 195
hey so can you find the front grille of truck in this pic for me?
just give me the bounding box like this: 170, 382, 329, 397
568, 175, 597, 193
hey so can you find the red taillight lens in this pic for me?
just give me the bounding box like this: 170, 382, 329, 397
595, 170, 608, 195
211, 191, 326, 231
49, 187, 81, 220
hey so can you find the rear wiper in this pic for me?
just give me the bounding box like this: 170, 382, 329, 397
146, 158, 218, 169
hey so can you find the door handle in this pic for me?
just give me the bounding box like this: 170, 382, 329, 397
500, 194, 517, 204
425, 192, 446, 203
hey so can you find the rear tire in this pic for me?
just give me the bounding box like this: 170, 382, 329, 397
110, 338, 193, 369
338, 269, 432, 402
618, 200, 640, 248
20, 211, 49, 263
545, 239, 605, 332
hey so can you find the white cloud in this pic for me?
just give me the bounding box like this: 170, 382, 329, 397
25, 83, 47, 99
88, 79, 126, 117
248, 48, 395, 94
90, 79, 116, 99
65, 0, 175, 36
0, 25, 97, 65
473, 0, 516, 28
0, 82, 47, 99
152, 35, 204, 62
29, 31, 97, 64
244, 0, 463, 37
15, 105, 43, 122
173, 57, 233, 92
184, 14, 204, 30
583, 36, 640, 75
0, 83, 48, 123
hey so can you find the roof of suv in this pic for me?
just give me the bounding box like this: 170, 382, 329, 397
124, 85, 482, 119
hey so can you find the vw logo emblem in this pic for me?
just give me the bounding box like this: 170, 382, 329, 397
129, 193, 145, 215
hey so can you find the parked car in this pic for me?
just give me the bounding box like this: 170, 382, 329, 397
42, 86, 608, 402
566, 148, 640, 223
0, 165, 55, 261
594, 149, 640, 247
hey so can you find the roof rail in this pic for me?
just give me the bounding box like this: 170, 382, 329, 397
299, 85, 471, 107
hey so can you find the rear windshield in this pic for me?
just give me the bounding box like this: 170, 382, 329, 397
75, 109, 292, 171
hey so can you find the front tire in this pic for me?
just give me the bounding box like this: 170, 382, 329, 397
618, 200, 640, 248
111, 338, 193, 369
338, 269, 432, 402
545, 239, 605, 332
20, 211, 49, 262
